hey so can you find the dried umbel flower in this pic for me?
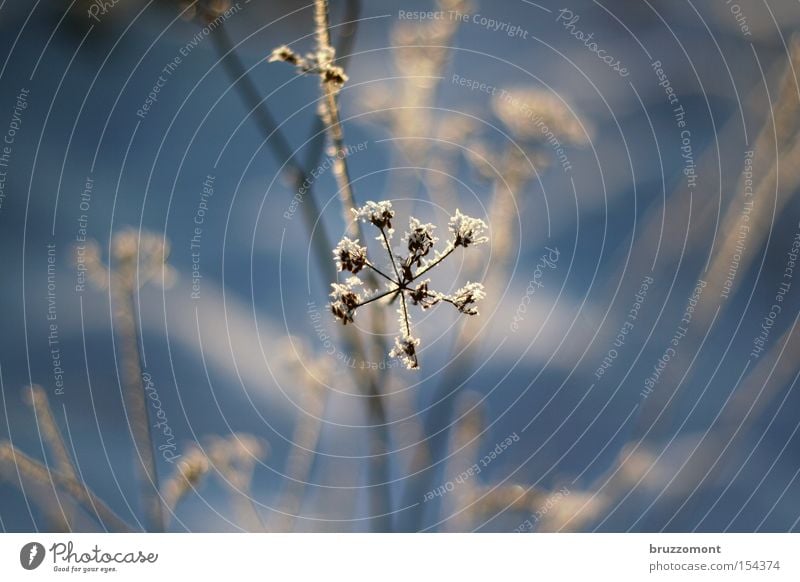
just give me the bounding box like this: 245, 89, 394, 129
329, 201, 488, 369
464, 139, 543, 184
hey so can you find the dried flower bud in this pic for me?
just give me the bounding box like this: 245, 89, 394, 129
333, 237, 368, 274
449, 210, 488, 247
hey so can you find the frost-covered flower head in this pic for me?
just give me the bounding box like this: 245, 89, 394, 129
352, 200, 395, 231
333, 237, 368, 274
389, 334, 421, 371
449, 210, 489, 248
328, 201, 488, 369
329, 277, 362, 325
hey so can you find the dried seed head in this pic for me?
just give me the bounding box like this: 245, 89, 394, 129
268, 44, 347, 91
449, 282, 486, 315
333, 237, 368, 274
408, 280, 441, 309
321, 64, 348, 88
390, 334, 420, 370
329, 277, 362, 325
449, 209, 489, 247
404, 218, 437, 266
352, 200, 395, 230
269, 45, 303, 66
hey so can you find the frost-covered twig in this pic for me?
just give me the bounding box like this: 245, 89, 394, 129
269, 0, 357, 232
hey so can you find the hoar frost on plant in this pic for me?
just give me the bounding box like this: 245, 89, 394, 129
329, 201, 489, 369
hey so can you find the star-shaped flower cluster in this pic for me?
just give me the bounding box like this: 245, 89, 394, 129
330, 201, 488, 370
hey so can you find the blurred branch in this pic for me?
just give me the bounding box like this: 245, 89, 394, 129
25, 385, 78, 482
0, 441, 134, 532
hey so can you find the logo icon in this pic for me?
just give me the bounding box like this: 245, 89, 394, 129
20, 542, 45, 570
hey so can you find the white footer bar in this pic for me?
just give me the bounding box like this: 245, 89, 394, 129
1, 533, 797, 580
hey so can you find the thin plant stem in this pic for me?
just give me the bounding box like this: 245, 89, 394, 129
355, 287, 399, 309
411, 245, 456, 281
25, 385, 77, 482
270, 380, 327, 532
315, 0, 359, 234
112, 276, 163, 532
379, 227, 402, 282
25, 385, 79, 530
312, 0, 393, 530
398, 293, 412, 337
215, 0, 392, 530
399, 175, 522, 531
160, 449, 210, 518
364, 261, 396, 285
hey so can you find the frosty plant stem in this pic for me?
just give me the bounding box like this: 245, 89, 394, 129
269, 0, 362, 235
331, 202, 489, 369
82, 229, 175, 532
315, 0, 357, 232
269, 1, 395, 529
